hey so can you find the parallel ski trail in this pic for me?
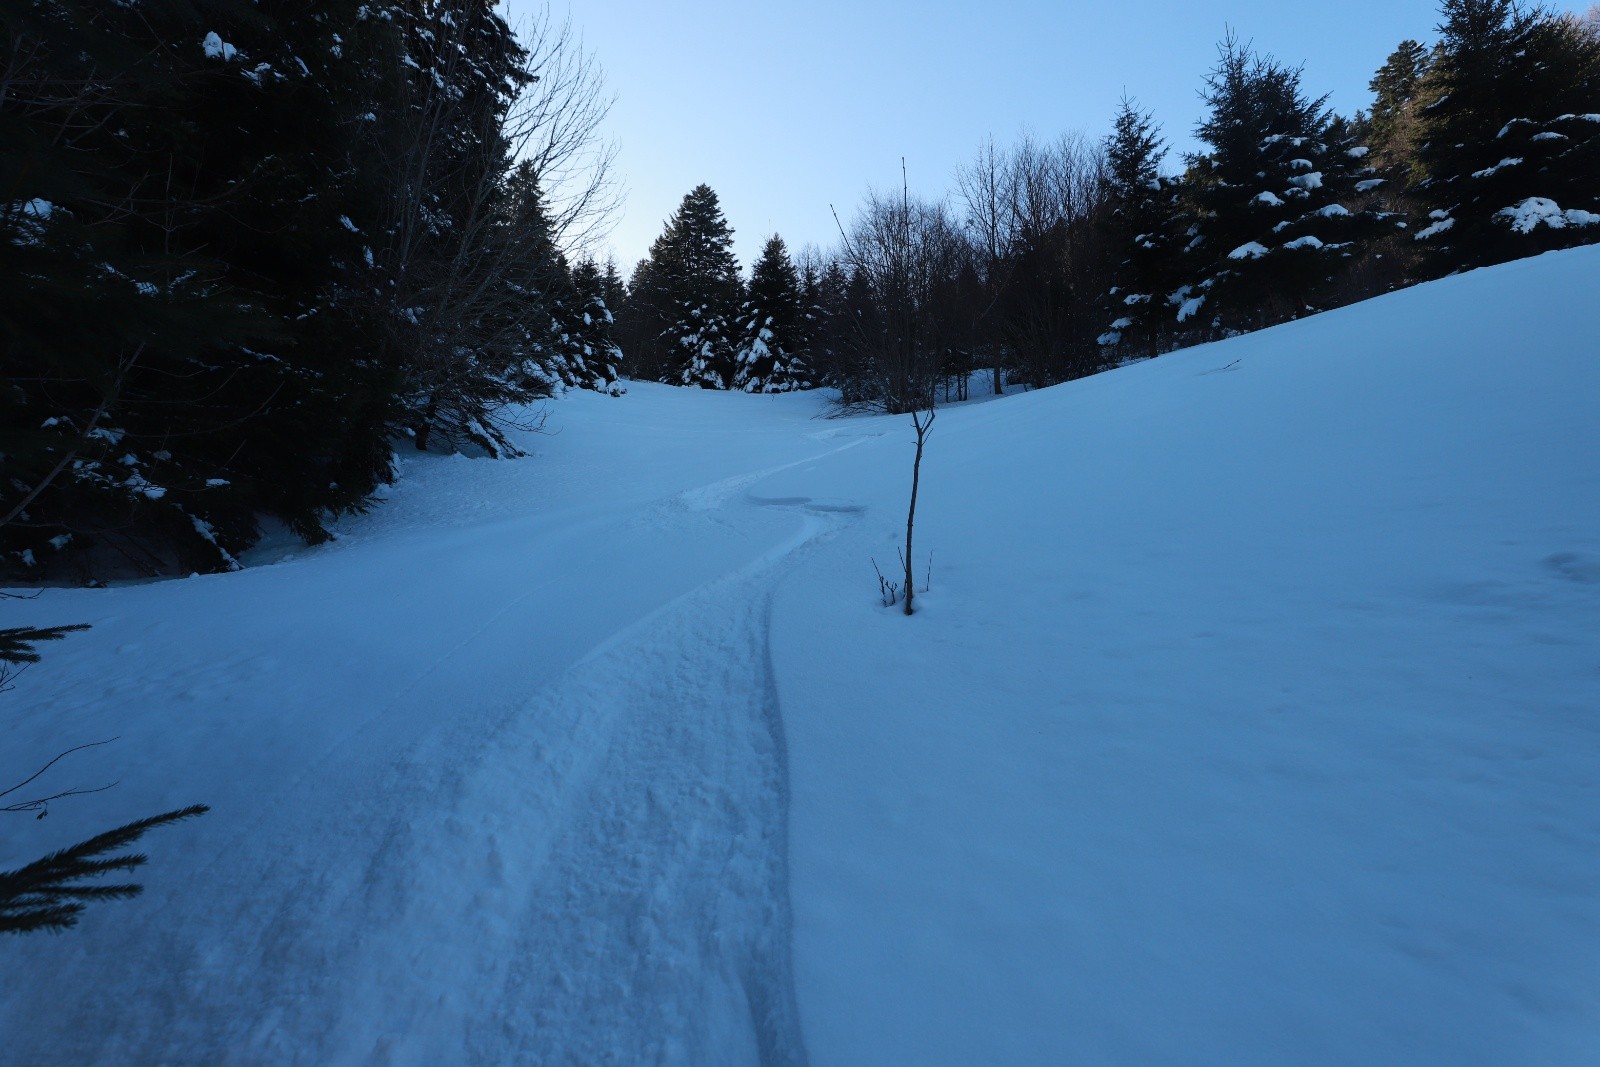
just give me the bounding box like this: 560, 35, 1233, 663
473, 503, 841, 1065
0, 422, 858, 1065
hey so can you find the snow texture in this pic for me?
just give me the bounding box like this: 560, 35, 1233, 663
1495, 197, 1600, 234
1415, 216, 1456, 240
1472, 157, 1523, 179
3, 247, 1599, 1065
202, 32, 238, 62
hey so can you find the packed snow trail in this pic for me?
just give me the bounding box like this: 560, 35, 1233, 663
476, 508, 841, 1066
0, 394, 854, 1065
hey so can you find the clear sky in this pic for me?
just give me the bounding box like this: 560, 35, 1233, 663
495, 1, 1576, 276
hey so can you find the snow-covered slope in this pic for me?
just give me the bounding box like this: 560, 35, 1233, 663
3, 248, 1597, 1065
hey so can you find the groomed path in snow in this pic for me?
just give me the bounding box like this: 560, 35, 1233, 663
3, 247, 1598, 1065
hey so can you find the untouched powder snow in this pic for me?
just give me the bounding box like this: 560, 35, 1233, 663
3, 247, 1599, 1064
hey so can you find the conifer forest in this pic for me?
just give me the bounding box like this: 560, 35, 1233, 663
3, 0, 1597, 578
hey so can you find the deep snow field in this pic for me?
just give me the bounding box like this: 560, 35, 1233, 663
3, 247, 1598, 1065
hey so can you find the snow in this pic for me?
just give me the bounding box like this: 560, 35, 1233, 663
3, 247, 1600, 1063
1253, 191, 1285, 207
1315, 203, 1351, 217
8, 198, 57, 246
1288, 171, 1323, 190
1415, 216, 1456, 240
1228, 241, 1269, 259
201, 32, 238, 62
1495, 197, 1600, 234
1283, 234, 1325, 250
1356, 178, 1387, 192
1472, 157, 1523, 179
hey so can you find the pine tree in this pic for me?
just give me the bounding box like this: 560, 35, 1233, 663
734, 236, 812, 392
1098, 97, 1180, 358
1368, 39, 1432, 167
565, 259, 626, 394
803, 259, 854, 389
0, 1, 412, 576
1410, 0, 1600, 269
638, 185, 744, 388
1177, 34, 1375, 334
2, 2, 617, 577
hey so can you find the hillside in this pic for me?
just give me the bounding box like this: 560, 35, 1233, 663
2, 247, 1597, 1065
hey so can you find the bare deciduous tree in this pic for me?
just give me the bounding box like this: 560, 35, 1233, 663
833, 163, 957, 616
832, 164, 968, 414
957, 131, 1112, 390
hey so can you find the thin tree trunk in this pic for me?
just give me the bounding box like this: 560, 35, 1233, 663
903, 408, 933, 616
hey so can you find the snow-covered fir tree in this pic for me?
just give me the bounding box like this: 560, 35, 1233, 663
1098, 97, 1181, 358
1, 1, 613, 577
1176, 35, 1379, 334
1409, 0, 1600, 270
562, 259, 626, 394
733, 235, 812, 392
634, 184, 744, 388
1366, 39, 1432, 168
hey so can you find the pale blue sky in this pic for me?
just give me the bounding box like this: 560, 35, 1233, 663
497, 1, 1576, 275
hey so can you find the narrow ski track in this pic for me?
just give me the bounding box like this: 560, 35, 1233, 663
475, 503, 848, 1065
0, 433, 860, 1065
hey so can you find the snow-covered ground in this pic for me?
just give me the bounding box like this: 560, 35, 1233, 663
3, 247, 1598, 1065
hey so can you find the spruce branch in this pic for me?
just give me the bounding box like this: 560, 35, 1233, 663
0, 805, 209, 934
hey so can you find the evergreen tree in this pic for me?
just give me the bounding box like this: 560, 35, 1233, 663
1368, 39, 1432, 167
1177, 34, 1376, 334
734, 235, 812, 392
1098, 97, 1180, 358
1411, 0, 1600, 268
636, 185, 744, 388
803, 259, 855, 389
565, 259, 626, 394
0, 1, 409, 576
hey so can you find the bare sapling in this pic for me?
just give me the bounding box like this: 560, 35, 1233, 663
902, 407, 933, 615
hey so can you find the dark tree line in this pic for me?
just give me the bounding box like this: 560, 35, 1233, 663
7, 0, 1595, 578
614, 0, 1600, 412
616, 184, 811, 393
2, 2, 622, 579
